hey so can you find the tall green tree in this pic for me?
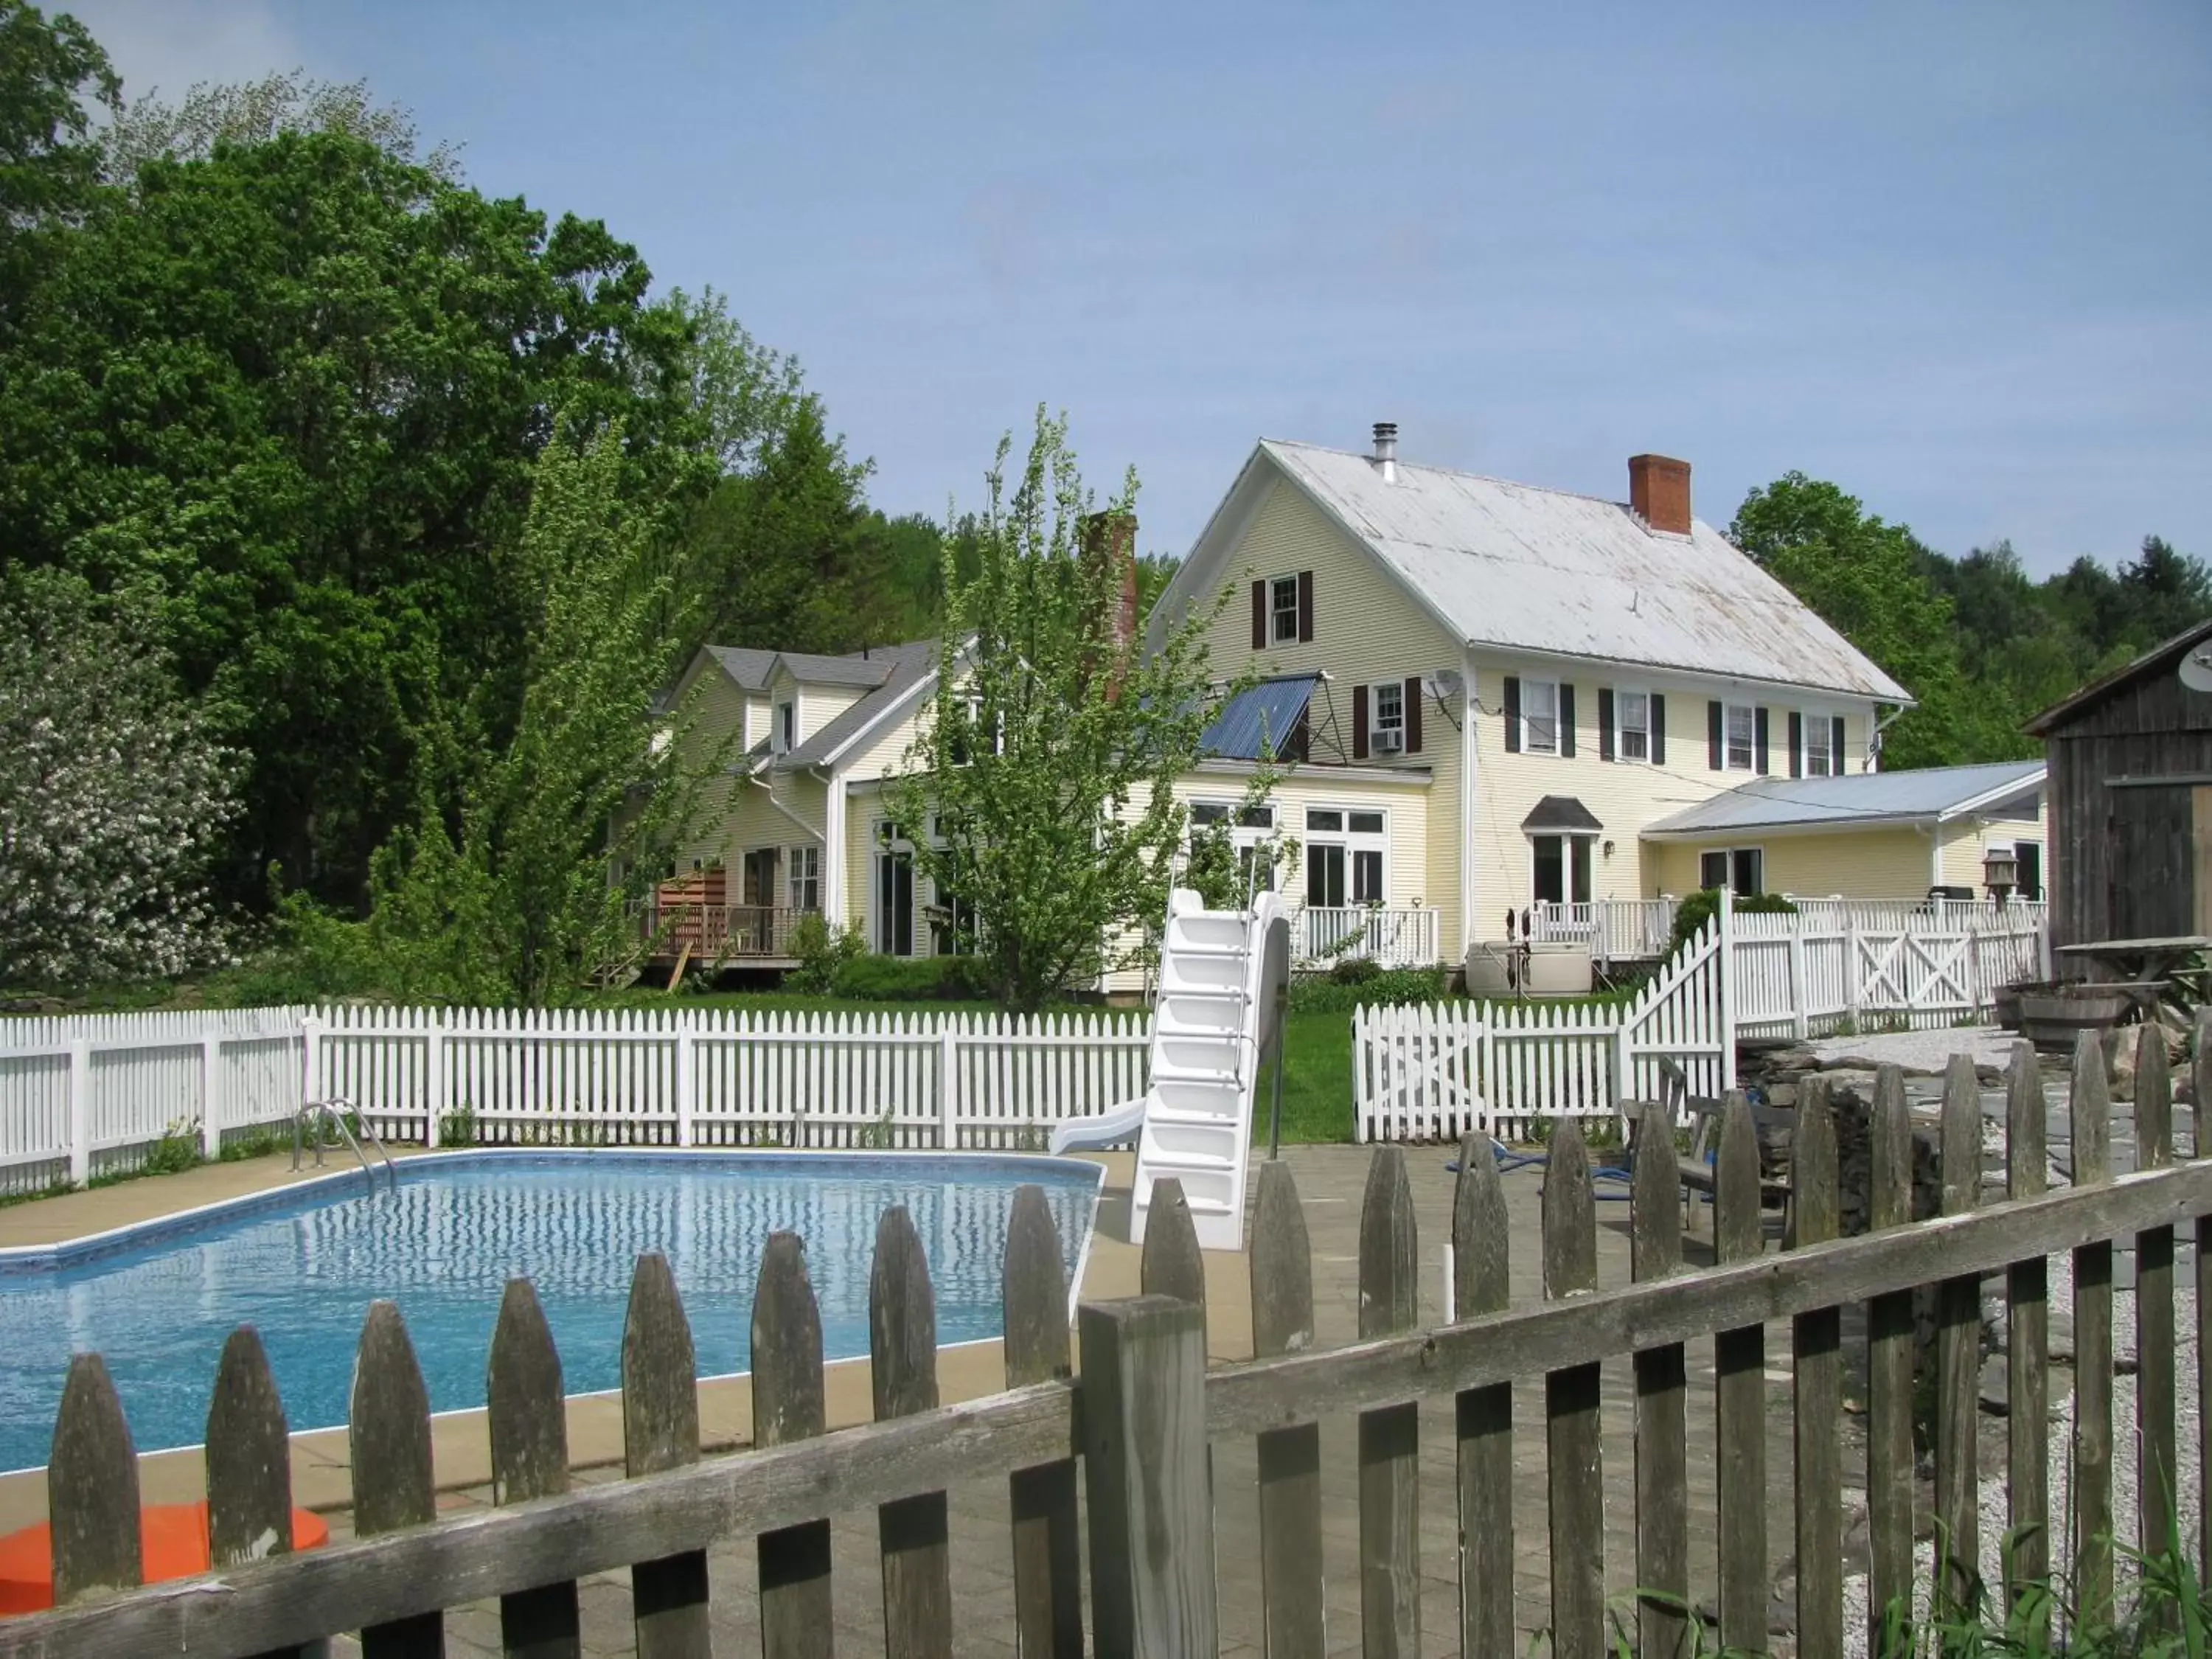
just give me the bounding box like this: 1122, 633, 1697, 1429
358, 423, 730, 1004
0, 128, 730, 906
0, 0, 116, 333
1731, 473, 1987, 768
888, 410, 1235, 1010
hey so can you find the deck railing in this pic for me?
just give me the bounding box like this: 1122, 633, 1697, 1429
10, 1028, 2193, 1655
1292, 903, 1441, 968
648, 901, 813, 961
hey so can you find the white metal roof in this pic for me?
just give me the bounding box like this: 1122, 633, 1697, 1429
1257, 440, 1912, 702
1641, 759, 2046, 838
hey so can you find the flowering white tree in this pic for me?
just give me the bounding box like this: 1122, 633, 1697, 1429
0, 572, 237, 986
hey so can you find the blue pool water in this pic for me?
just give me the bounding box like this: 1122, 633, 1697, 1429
0, 1152, 1101, 1472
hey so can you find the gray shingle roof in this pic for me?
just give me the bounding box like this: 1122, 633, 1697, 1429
779, 639, 942, 768
1258, 440, 1912, 702
773, 650, 900, 689
703, 645, 779, 692
1641, 760, 2045, 838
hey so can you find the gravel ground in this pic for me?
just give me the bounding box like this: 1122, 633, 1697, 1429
1805, 1025, 2023, 1077
1840, 1256, 2202, 1649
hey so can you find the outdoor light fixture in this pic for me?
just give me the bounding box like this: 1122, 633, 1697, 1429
1982, 845, 2018, 902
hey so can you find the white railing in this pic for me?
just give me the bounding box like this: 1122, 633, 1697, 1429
0, 1006, 313, 1192
1527, 900, 1678, 965
0, 1004, 1153, 1180
1293, 905, 1441, 969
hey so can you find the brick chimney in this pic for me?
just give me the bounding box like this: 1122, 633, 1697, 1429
1082, 509, 1138, 696
1628, 454, 1692, 536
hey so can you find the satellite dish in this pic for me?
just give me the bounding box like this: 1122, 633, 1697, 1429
1427, 668, 1466, 701
2182, 646, 2212, 695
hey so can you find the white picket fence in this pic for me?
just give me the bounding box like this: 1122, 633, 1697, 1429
1352, 892, 2049, 1143
1354, 908, 1731, 1143
0, 1004, 1152, 1186
314, 1005, 1150, 1152
0, 1006, 315, 1192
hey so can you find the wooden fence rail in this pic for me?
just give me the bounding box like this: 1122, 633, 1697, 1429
3, 1022, 2205, 1656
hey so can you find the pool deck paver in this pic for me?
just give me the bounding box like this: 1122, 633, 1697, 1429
0, 1144, 1822, 1655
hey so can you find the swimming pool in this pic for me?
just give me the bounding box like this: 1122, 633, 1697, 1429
0, 1151, 1102, 1473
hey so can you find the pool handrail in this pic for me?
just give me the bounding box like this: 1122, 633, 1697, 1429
292, 1097, 397, 1192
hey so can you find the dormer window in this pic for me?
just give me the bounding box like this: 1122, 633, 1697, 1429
776, 698, 796, 754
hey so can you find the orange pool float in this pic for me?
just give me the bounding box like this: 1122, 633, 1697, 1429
0, 1500, 328, 1614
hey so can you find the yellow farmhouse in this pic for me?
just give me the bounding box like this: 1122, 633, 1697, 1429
655, 425, 2050, 983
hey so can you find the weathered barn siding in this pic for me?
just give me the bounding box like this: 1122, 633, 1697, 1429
2032, 630, 2212, 960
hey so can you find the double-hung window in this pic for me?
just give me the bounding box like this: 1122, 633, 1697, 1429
776, 698, 796, 754
1725, 703, 1756, 771
1270, 576, 1301, 644
1616, 691, 1650, 761
1369, 681, 1405, 753
1521, 680, 1560, 755
1803, 714, 1834, 777
787, 846, 820, 911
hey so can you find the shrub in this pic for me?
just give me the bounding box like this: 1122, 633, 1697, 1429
1290, 965, 1451, 1014
1328, 956, 1382, 987
829, 951, 992, 1003
1665, 886, 1797, 961
786, 913, 867, 995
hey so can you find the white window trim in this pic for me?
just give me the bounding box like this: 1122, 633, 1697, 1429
787, 845, 820, 912
774, 695, 798, 755
1801, 710, 1837, 777
1699, 844, 1767, 894
1302, 804, 1391, 908
1724, 702, 1756, 771
1520, 678, 1562, 756
1267, 574, 1301, 644
1614, 688, 1652, 764
1368, 681, 1405, 754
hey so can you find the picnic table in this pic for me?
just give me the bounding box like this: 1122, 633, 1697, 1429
2054, 936, 2211, 1016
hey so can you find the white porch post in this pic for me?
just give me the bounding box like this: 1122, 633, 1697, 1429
1458, 648, 1478, 964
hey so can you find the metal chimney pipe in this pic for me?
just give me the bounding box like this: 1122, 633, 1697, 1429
1371, 421, 1399, 484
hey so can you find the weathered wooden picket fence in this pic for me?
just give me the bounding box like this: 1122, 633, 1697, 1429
1352, 903, 1732, 1141
0, 1006, 1152, 1183
3, 1022, 2202, 1656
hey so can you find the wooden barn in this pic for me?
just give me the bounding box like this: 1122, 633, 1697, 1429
2025, 616, 2212, 957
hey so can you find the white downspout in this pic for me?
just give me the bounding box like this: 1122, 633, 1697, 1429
821, 768, 848, 929
1458, 648, 1479, 963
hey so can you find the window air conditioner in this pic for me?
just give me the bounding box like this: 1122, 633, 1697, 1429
1371, 729, 1405, 755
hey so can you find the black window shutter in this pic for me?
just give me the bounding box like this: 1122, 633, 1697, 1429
1597, 688, 1615, 761
1503, 675, 1522, 753
1754, 707, 1770, 774
1833, 714, 1848, 771
1402, 675, 1422, 754
1651, 694, 1667, 765
1559, 684, 1577, 757
1251, 580, 1266, 650
1707, 700, 1724, 770
1788, 712, 1804, 778
1352, 683, 1369, 759
1296, 571, 1314, 642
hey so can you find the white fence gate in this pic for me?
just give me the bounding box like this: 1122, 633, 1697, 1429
1730, 905, 2046, 1039
1353, 908, 1731, 1143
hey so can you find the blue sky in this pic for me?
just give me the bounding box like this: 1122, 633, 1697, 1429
72, 1, 2211, 575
